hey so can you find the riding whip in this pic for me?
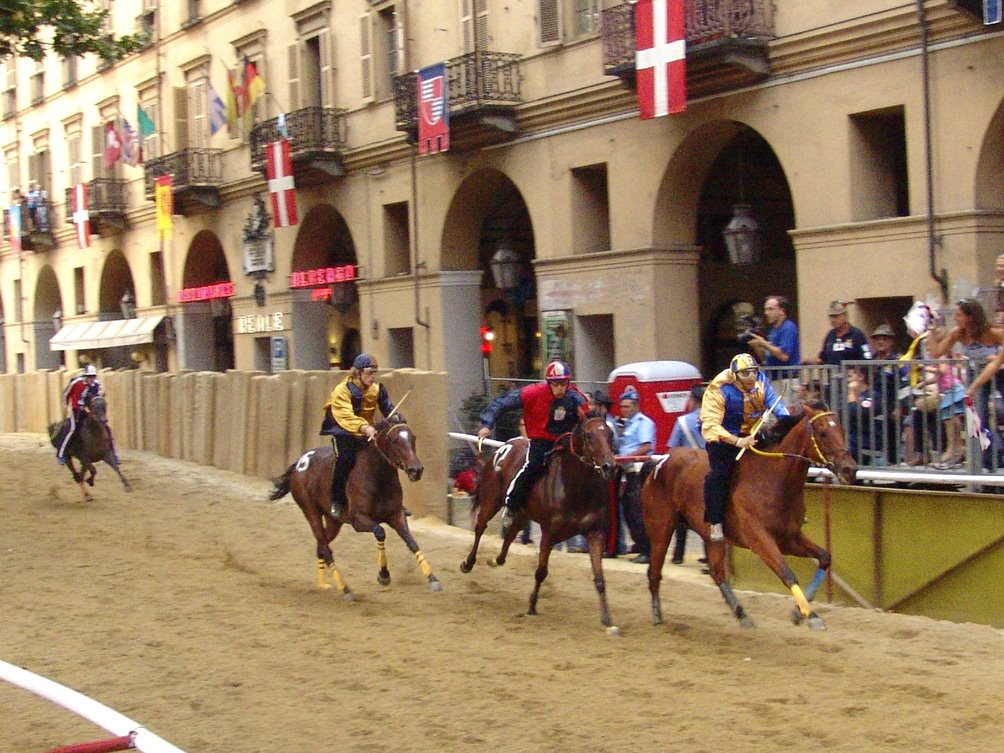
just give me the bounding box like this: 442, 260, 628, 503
736, 392, 785, 460
370, 385, 412, 442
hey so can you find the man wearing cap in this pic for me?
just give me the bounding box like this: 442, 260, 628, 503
868, 324, 902, 464
701, 353, 790, 542
615, 386, 656, 564
56, 364, 106, 464
320, 353, 397, 518
805, 300, 871, 406
477, 360, 588, 525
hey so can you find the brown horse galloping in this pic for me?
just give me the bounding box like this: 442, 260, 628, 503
460, 415, 619, 632
641, 401, 857, 630
269, 417, 441, 599
48, 394, 131, 503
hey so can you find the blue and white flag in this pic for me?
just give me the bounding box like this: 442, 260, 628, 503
208, 83, 228, 136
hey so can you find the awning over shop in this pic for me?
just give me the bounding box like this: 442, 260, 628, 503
49, 316, 165, 351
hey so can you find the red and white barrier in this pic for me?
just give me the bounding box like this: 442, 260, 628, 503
0, 660, 187, 753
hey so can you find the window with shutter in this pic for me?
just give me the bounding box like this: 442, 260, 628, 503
189, 80, 206, 149
288, 43, 301, 112
475, 0, 489, 49
2, 62, 15, 119
538, 0, 561, 46
67, 131, 82, 186
91, 124, 104, 179
318, 29, 333, 107
573, 0, 599, 37
360, 14, 373, 101
173, 87, 189, 151
460, 0, 472, 53
141, 97, 160, 160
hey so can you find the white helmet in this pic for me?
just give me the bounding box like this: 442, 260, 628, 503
84, 364, 97, 377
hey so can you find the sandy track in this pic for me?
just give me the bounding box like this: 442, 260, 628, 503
2, 433, 1002, 753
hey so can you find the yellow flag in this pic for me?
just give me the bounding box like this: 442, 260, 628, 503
155, 175, 173, 239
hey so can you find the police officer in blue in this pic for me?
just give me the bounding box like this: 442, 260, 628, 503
700, 353, 790, 542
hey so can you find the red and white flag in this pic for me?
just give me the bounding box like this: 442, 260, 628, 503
104, 121, 122, 170
266, 138, 298, 227
71, 183, 90, 248
635, 0, 686, 118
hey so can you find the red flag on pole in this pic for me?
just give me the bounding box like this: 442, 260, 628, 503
635, 0, 687, 118
71, 183, 90, 248
104, 121, 122, 169
266, 139, 298, 227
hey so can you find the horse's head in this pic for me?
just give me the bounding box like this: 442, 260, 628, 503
573, 414, 618, 481
804, 401, 858, 484
85, 393, 108, 423
375, 417, 424, 482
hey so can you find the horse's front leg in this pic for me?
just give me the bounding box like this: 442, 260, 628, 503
66, 458, 91, 503
586, 529, 619, 635
368, 523, 392, 586
388, 512, 442, 592
105, 457, 132, 493
781, 531, 832, 626
747, 530, 825, 630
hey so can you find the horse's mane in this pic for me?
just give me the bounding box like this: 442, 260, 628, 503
758, 399, 829, 449
376, 415, 406, 431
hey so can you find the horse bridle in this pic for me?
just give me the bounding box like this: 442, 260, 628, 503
561, 417, 611, 473
749, 410, 847, 470
372, 421, 411, 471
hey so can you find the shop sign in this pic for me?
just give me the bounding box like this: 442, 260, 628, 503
178, 282, 234, 303
243, 237, 274, 275
289, 264, 356, 289
235, 311, 285, 334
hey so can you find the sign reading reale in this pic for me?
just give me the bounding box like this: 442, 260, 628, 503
236, 312, 285, 334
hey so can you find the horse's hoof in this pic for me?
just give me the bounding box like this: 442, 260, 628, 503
460, 560, 473, 574
377, 572, 391, 586
739, 615, 756, 629
807, 614, 826, 631
791, 607, 804, 625
319, 582, 332, 590
605, 625, 621, 637
428, 577, 443, 593
341, 590, 354, 603
652, 615, 663, 626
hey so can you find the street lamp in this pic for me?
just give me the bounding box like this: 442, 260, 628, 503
722, 204, 762, 265
490, 243, 522, 292
119, 290, 136, 319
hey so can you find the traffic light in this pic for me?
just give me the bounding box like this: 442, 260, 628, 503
480, 325, 494, 355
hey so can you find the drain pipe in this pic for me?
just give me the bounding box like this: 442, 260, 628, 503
917, 0, 949, 303
410, 143, 431, 341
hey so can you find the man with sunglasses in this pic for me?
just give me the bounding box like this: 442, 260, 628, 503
700, 353, 790, 542
320, 353, 396, 518
477, 360, 588, 527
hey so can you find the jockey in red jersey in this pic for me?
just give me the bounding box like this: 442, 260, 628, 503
477, 360, 588, 525
57, 364, 103, 464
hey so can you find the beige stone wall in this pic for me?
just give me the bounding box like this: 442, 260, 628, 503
2, 368, 449, 517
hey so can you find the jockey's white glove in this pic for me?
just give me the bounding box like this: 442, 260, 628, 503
363, 424, 377, 439
735, 435, 756, 449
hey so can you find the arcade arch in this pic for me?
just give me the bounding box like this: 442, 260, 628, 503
655, 121, 796, 376
289, 204, 359, 371
442, 168, 538, 382
180, 231, 234, 372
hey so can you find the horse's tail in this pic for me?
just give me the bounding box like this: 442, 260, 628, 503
268, 464, 295, 502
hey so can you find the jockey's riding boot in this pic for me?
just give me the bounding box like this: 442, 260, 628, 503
709, 523, 725, 542
330, 495, 346, 519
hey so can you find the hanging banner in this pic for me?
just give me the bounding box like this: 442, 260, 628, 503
71, 183, 90, 248
155, 175, 173, 239
266, 139, 298, 227
417, 62, 449, 155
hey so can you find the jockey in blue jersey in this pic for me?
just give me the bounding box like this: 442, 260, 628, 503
699, 353, 789, 542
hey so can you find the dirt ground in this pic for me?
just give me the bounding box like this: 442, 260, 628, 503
2, 433, 1002, 753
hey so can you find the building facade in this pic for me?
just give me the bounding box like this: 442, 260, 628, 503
2, 0, 1003, 414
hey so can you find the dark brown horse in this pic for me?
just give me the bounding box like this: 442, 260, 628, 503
460, 415, 620, 633
269, 417, 441, 599
48, 394, 131, 503
641, 401, 857, 630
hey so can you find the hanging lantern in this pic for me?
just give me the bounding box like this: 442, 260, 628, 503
722, 204, 762, 265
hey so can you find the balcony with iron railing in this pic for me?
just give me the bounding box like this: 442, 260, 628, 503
143, 148, 223, 212
249, 106, 349, 185
5, 195, 58, 251
394, 50, 522, 151
602, 0, 775, 100
63, 178, 128, 235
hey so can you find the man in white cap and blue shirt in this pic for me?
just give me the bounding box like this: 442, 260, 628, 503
615, 386, 656, 563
